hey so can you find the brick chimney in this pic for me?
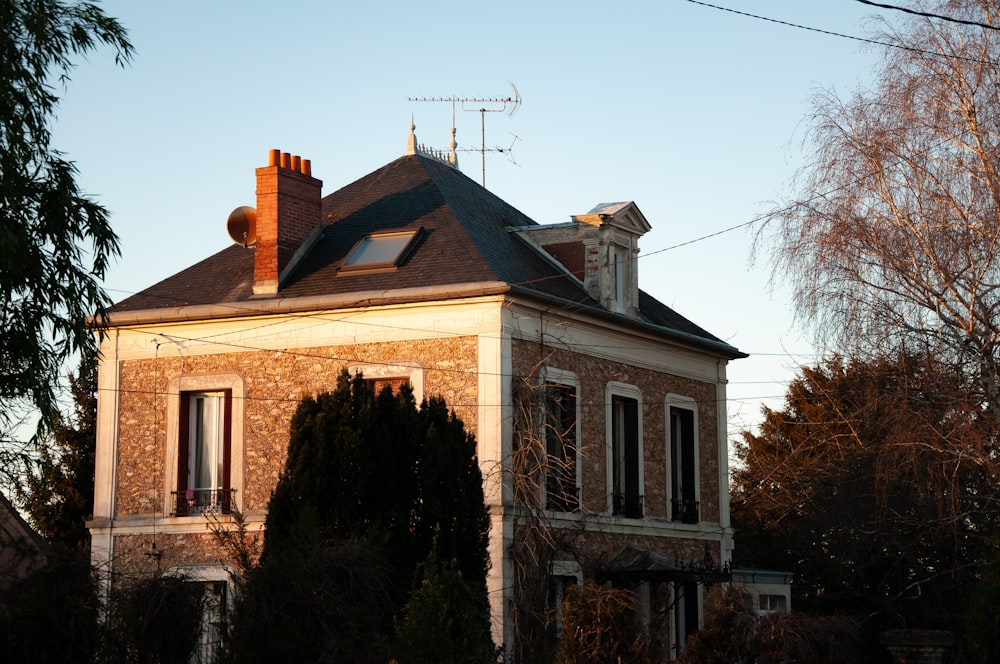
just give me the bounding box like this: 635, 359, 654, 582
253, 149, 323, 295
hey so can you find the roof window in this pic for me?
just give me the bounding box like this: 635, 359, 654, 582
340, 228, 422, 273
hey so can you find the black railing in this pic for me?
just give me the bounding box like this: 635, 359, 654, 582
612, 492, 644, 519
171, 488, 235, 517
672, 498, 700, 524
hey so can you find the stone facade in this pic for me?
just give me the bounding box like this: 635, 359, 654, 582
511, 340, 722, 527
108, 334, 479, 577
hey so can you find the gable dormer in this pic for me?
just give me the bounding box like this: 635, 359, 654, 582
514, 202, 651, 318
572, 202, 651, 317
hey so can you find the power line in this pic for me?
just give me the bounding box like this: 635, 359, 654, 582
639, 215, 761, 259
651, 2, 1000, 263
93, 382, 783, 412
684, 0, 887, 44
683, 0, 999, 67
855, 0, 1000, 32
102, 283, 823, 362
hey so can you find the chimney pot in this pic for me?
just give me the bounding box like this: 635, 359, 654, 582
302, 159, 311, 176
280, 152, 290, 169
291, 155, 301, 172
268, 149, 280, 167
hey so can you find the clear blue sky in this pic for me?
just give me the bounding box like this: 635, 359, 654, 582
53, 1, 890, 443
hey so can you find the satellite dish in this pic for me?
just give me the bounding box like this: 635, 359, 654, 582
226, 206, 257, 247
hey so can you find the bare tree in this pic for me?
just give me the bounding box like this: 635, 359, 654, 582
506, 363, 576, 662
505, 355, 628, 661
768, 0, 1000, 416
555, 582, 649, 664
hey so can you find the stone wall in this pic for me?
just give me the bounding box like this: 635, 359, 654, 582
111, 335, 478, 576
510, 340, 721, 523
111, 531, 230, 582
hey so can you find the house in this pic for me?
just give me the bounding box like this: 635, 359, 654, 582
88, 126, 745, 660
731, 567, 793, 615
0, 492, 48, 605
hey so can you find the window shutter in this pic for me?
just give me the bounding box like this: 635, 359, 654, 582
222, 389, 233, 512
623, 397, 640, 516
680, 411, 696, 504
178, 394, 191, 493
177, 393, 191, 514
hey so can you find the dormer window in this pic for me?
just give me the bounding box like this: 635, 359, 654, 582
510, 202, 650, 319
340, 228, 422, 273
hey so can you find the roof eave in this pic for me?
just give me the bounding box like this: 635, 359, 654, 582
508, 284, 747, 360
102, 281, 513, 326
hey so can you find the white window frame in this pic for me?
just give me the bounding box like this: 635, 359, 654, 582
164, 373, 245, 518
540, 367, 581, 513
665, 393, 700, 524
757, 593, 788, 614
605, 382, 644, 517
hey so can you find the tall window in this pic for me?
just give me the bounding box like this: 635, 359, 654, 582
176, 391, 232, 516
544, 382, 578, 512
609, 389, 642, 518
547, 574, 577, 639
669, 404, 698, 523
673, 580, 700, 655
166, 373, 243, 518
548, 561, 582, 640
191, 580, 227, 664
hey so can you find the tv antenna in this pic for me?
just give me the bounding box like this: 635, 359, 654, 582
408, 83, 521, 187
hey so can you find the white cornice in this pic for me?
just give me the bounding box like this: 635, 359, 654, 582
106, 281, 512, 327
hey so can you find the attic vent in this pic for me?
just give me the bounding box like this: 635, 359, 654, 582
340, 228, 423, 274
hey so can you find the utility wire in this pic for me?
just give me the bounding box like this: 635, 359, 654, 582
855, 0, 1000, 32
684, 0, 886, 44
683, 0, 998, 66
640, 215, 761, 259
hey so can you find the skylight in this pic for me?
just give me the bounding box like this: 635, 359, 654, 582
340, 228, 422, 273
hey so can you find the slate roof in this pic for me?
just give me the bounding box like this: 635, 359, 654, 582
111, 153, 742, 358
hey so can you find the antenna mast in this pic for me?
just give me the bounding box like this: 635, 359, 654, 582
408, 83, 521, 187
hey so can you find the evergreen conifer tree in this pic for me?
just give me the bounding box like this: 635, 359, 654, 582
228, 370, 492, 661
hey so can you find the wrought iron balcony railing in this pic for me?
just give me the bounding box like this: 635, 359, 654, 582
171, 488, 235, 517
672, 498, 700, 524
612, 492, 644, 519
